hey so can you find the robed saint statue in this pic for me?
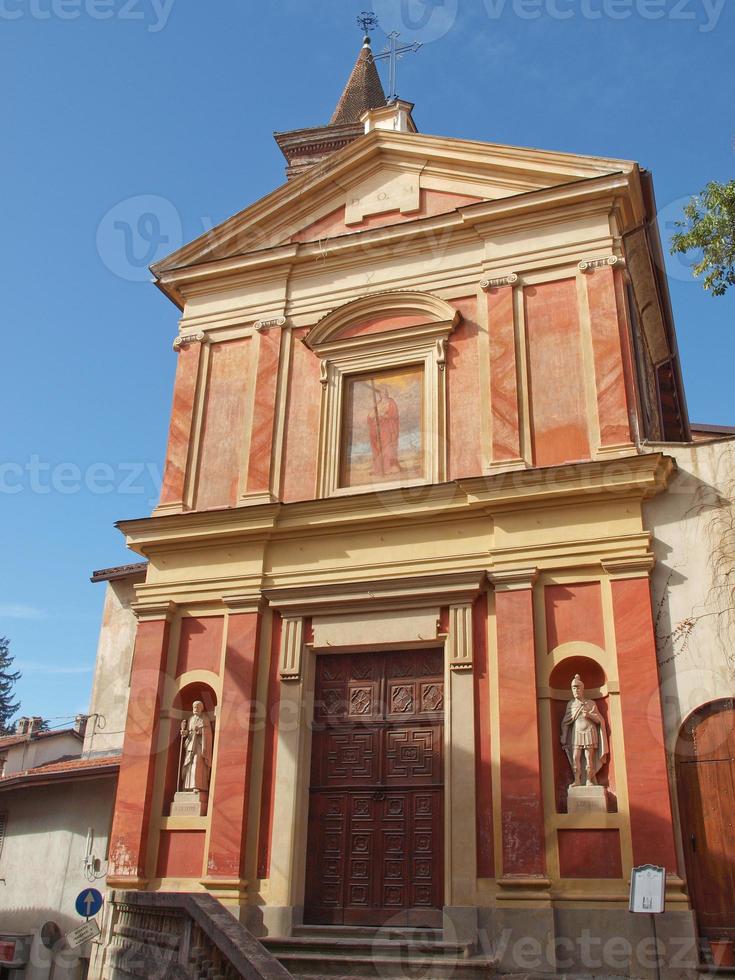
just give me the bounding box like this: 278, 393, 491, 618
179, 700, 214, 794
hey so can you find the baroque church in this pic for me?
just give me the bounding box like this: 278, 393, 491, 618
86, 26, 735, 980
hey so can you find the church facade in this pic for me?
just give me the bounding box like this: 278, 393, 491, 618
101, 36, 725, 976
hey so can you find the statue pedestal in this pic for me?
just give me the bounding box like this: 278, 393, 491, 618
171, 790, 207, 817
567, 784, 608, 814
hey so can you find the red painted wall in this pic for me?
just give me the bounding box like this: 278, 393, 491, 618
545, 582, 605, 651
587, 267, 633, 447
487, 286, 521, 462
558, 829, 622, 878
613, 578, 679, 871
525, 280, 591, 467
281, 328, 321, 503
447, 297, 482, 479
195, 339, 251, 510
157, 830, 206, 879
159, 342, 202, 507
291, 189, 483, 243
176, 616, 224, 677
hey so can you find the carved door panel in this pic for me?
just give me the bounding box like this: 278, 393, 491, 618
676, 700, 735, 938
305, 651, 444, 926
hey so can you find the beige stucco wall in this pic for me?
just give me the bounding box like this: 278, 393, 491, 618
644, 438, 735, 750
0, 776, 116, 978
3, 733, 82, 777
84, 578, 140, 757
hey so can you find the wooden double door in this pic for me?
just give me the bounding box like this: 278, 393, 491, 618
676, 699, 735, 939
304, 650, 444, 927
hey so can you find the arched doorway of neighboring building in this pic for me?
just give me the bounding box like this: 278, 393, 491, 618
675, 698, 735, 941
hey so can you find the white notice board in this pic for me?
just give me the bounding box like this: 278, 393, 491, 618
629, 865, 666, 914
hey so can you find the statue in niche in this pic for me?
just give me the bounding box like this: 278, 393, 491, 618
560, 675, 608, 787
179, 701, 213, 794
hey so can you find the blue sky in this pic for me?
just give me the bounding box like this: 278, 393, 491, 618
1, 0, 733, 724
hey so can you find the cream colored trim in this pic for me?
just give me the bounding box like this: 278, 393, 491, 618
279, 617, 304, 681
578, 255, 624, 273
514, 280, 533, 467
183, 334, 211, 512
172, 330, 208, 353
306, 290, 460, 350
576, 270, 602, 453
254, 316, 287, 332
488, 567, 539, 591
222, 593, 263, 613
131, 600, 176, 622
314, 321, 455, 498
264, 571, 485, 618
447, 604, 473, 671
601, 555, 654, 578
480, 273, 519, 290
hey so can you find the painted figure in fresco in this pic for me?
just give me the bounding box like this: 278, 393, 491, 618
180, 701, 214, 794
367, 384, 402, 477
560, 675, 608, 786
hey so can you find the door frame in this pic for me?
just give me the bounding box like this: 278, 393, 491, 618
675, 697, 735, 940
261, 575, 483, 938
303, 649, 446, 926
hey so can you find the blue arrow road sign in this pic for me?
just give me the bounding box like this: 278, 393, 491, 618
75, 888, 103, 919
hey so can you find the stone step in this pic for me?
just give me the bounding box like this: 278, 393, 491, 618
291, 925, 444, 942
264, 935, 471, 959
264, 945, 497, 980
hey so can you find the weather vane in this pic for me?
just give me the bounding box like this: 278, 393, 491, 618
357, 11, 379, 38
357, 11, 422, 103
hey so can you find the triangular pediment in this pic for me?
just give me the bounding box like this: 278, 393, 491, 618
152, 129, 637, 278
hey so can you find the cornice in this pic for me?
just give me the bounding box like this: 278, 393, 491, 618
154, 172, 642, 308
263, 571, 485, 618
151, 130, 637, 283
117, 453, 674, 558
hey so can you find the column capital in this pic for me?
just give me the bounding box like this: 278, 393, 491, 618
447, 602, 473, 671
601, 555, 654, 578
488, 568, 539, 592
222, 593, 264, 613
480, 272, 520, 290
131, 600, 176, 623
280, 616, 304, 682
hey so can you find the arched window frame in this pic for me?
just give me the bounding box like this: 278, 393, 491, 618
305, 291, 460, 498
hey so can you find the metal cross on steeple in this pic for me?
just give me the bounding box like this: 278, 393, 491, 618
357, 12, 422, 104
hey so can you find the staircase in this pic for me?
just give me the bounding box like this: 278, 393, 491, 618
262, 925, 498, 980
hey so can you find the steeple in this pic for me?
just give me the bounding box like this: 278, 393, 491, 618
274, 33, 388, 181
330, 35, 387, 125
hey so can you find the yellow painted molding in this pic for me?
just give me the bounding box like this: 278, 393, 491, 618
488, 567, 539, 591
160, 816, 208, 832
131, 600, 176, 623
601, 555, 655, 578
306, 290, 460, 350
118, 453, 673, 557
264, 571, 485, 618
222, 593, 264, 614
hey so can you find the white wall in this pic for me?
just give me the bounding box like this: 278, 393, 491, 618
3, 733, 82, 777
84, 577, 140, 757
0, 776, 116, 979
644, 438, 735, 749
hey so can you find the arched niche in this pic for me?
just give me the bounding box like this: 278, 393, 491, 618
548, 648, 607, 695
546, 647, 616, 814
163, 679, 218, 814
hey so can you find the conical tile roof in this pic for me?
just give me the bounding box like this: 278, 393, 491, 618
330, 39, 387, 125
